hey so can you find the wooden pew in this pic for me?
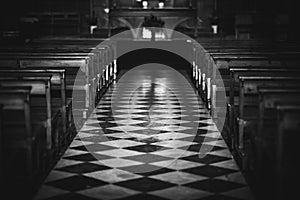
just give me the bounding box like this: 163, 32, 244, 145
228, 68, 300, 147
192, 39, 300, 198
0, 52, 98, 100
253, 101, 300, 200
0, 38, 117, 86
0, 55, 94, 119
257, 88, 300, 169
197, 39, 300, 52
194, 40, 300, 115
0, 86, 39, 182
192, 40, 300, 120
0, 47, 115, 116
209, 51, 300, 57
236, 76, 300, 169
22, 38, 116, 72
0, 77, 56, 151
30, 39, 117, 68
237, 71, 289, 119
25, 12, 81, 36
0, 38, 117, 198
204, 48, 300, 53
0, 51, 100, 78
275, 103, 300, 200
210, 66, 300, 125
210, 54, 300, 113
0, 38, 116, 128
1, 37, 117, 65
0, 69, 69, 148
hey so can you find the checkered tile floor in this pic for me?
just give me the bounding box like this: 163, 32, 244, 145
34, 69, 254, 200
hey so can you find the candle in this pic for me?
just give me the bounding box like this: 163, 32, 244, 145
212, 25, 218, 34
142, 1, 148, 9
103, 8, 109, 14
158, 2, 164, 8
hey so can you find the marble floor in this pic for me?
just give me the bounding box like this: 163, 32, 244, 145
34, 68, 254, 200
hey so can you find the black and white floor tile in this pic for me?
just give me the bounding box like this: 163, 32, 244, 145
34, 69, 254, 200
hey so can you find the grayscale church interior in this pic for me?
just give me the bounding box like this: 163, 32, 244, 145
0, 0, 299, 200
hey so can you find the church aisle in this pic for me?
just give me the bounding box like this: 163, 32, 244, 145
34, 69, 254, 200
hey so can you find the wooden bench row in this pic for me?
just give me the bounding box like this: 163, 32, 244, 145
0, 39, 117, 198
0, 45, 117, 118
192, 41, 300, 115
0, 85, 50, 182
191, 39, 300, 199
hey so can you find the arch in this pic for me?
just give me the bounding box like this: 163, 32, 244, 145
117, 48, 193, 76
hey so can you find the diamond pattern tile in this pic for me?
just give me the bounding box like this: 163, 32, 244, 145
123, 154, 170, 163
151, 159, 204, 170
149, 186, 212, 200
120, 193, 168, 200
34, 69, 254, 200
200, 194, 243, 200
150, 148, 198, 158
215, 172, 247, 185
97, 158, 143, 168
181, 154, 231, 164
44, 171, 75, 183
119, 164, 174, 176
125, 144, 168, 153
71, 143, 116, 152
64, 153, 101, 162
77, 185, 140, 200
115, 177, 176, 192
183, 165, 238, 178
150, 171, 207, 185
95, 149, 145, 157
46, 175, 107, 191
56, 162, 111, 174
83, 168, 142, 183
186, 179, 245, 193
53, 159, 84, 169
99, 139, 145, 148
34, 186, 68, 200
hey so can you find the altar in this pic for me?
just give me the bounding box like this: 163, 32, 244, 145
108, 6, 197, 39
